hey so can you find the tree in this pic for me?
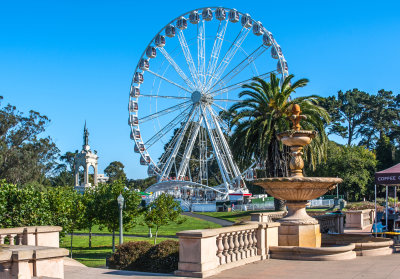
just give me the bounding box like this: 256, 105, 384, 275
375, 134, 395, 171
0, 97, 59, 185
307, 141, 377, 201
104, 161, 127, 183
320, 89, 370, 146
96, 180, 142, 252
144, 193, 183, 244
229, 73, 329, 210
82, 187, 98, 248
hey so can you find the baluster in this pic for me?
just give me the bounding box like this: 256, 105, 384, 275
17, 233, 24, 245
239, 231, 245, 259
216, 234, 225, 265
248, 230, 254, 257
243, 230, 249, 258
228, 232, 235, 262
0, 235, 4, 244
8, 234, 15, 245
252, 229, 258, 255
234, 231, 240, 261
223, 233, 230, 263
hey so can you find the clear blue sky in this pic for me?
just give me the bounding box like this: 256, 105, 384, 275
1, 0, 399, 179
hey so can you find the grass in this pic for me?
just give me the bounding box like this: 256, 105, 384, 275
197, 210, 275, 223
75, 214, 221, 236
198, 208, 334, 223
64, 214, 221, 267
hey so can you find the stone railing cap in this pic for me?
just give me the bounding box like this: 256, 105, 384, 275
3, 246, 68, 261
25, 226, 63, 233
249, 211, 286, 216
176, 222, 279, 238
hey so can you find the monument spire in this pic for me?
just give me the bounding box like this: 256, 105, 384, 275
83, 121, 89, 147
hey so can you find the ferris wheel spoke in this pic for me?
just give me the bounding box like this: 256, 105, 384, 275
213, 99, 243, 102
207, 44, 267, 93
210, 70, 277, 97
147, 69, 192, 93
159, 106, 198, 180
203, 26, 252, 92
144, 106, 192, 149
208, 105, 230, 132
139, 101, 191, 123
178, 30, 201, 89
140, 94, 190, 100
206, 19, 228, 89
197, 20, 206, 88
158, 47, 196, 90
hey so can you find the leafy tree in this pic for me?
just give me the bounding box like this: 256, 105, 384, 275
307, 141, 377, 201
127, 177, 157, 192
104, 161, 127, 183
144, 193, 183, 244
229, 73, 329, 210
96, 180, 142, 252
359, 90, 400, 149
63, 189, 86, 257
320, 89, 370, 146
375, 134, 395, 171
0, 97, 59, 184
82, 187, 98, 248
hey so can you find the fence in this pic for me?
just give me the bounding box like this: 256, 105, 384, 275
307, 199, 335, 208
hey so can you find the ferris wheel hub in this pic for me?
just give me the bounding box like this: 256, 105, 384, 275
191, 90, 201, 103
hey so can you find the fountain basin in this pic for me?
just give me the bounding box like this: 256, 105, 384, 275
255, 177, 342, 201
277, 130, 316, 147
322, 234, 394, 256
269, 244, 356, 261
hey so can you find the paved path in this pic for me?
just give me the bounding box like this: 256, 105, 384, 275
211, 253, 400, 279
182, 212, 234, 227
65, 253, 400, 279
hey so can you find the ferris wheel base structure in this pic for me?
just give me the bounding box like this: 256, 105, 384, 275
129, 7, 288, 204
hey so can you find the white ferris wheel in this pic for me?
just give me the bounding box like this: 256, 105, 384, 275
128, 7, 288, 199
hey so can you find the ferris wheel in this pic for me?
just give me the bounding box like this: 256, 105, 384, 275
128, 7, 288, 197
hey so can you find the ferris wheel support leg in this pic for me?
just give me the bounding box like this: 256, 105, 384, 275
176, 115, 204, 179
208, 106, 242, 179
159, 105, 197, 180
200, 105, 230, 193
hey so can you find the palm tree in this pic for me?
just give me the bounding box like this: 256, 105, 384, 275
228, 73, 329, 210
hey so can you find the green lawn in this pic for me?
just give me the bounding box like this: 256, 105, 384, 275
65, 214, 221, 267
197, 210, 275, 223
76, 214, 221, 236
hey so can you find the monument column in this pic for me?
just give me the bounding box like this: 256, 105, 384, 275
94, 164, 98, 186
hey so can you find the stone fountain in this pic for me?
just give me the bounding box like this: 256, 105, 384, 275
254, 104, 342, 248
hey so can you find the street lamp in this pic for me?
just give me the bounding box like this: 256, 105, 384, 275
117, 193, 124, 245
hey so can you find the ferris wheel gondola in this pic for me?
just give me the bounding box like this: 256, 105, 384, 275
128, 7, 288, 199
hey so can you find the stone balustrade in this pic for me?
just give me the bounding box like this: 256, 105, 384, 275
345, 209, 374, 230
175, 222, 279, 278
251, 211, 345, 234
0, 226, 62, 247
315, 214, 345, 234
0, 226, 67, 279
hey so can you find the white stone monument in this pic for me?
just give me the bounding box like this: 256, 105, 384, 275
74, 122, 99, 193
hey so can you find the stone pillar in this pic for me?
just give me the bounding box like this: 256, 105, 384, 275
74, 167, 79, 187
94, 164, 98, 186
84, 164, 89, 186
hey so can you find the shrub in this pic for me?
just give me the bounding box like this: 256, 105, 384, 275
108, 240, 179, 273
108, 241, 152, 270
144, 240, 179, 273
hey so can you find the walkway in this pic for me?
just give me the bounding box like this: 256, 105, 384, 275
182, 212, 234, 227
65, 253, 400, 279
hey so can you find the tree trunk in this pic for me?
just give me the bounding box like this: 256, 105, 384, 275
154, 227, 158, 245
112, 229, 115, 252
70, 230, 73, 258
88, 226, 92, 249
